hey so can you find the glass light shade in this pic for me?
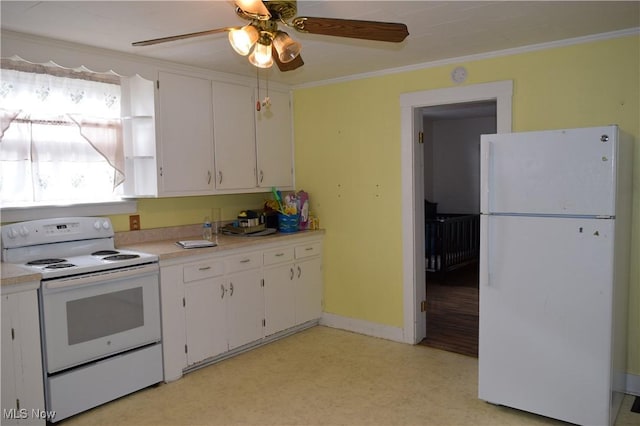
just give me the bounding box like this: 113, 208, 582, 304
248, 41, 273, 68
228, 25, 259, 56
273, 32, 301, 63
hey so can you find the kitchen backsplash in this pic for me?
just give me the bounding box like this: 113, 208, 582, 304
114, 224, 203, 247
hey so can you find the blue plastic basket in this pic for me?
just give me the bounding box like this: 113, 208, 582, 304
278, 213, 299, 233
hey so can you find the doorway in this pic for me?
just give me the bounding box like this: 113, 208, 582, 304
399, 81, 513, 346
419, 102, 496, 357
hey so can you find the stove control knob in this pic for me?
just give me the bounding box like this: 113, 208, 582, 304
93, 220, 102, 230
7, 228, 18, 239
102, 221, 111, 230
19, 226, 29, 237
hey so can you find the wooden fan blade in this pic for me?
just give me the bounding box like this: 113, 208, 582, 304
273, 51, 304, 72
132, 27, 238, 46
292, 17, 409, 42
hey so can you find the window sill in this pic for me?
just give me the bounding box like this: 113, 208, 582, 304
0, 200, 137, 223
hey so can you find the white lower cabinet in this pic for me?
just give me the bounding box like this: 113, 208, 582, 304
263, 247, 296, 336
181, 254, 263, 367
1, 285, 46, 425
225, 268, 264, 350
262, 242, 323, 334
294, 256, 323, 325
184, 275, 226, 365
159, 236, 322, 382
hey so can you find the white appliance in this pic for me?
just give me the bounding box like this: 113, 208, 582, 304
1, 217, 163, 422
478, 125, 632, 425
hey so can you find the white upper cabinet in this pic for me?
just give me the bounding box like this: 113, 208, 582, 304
213, 84, 294, 192
129, 71, 293, 197
157, 71, 215, 196
255, 90, 294, 189
212, 81, 257, 190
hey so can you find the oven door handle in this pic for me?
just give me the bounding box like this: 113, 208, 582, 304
43, 263, 159, 291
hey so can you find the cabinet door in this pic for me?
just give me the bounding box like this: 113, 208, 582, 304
158, 72, 214, 195
255, 90, 293, 188
226, 270, 264, 349
263, 263, 296, 336
1, 295, 18, 426
159, 265, 187, 380
185, 276, 227, 365
213, 81, 257, 190
1, 290, 45, 425
294, 257, 323, 325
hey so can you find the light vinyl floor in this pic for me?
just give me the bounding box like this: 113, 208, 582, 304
62, 326, 639, 426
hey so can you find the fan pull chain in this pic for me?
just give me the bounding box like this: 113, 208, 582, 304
256, 67, 261, 111
263, 75, 271, 109
255, 68, 271, 112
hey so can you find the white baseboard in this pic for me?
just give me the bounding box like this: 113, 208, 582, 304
627, 373, 640, 396
320, 312, 405, 343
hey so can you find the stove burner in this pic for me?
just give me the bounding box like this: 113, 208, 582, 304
103, 254, 140, 261
92, 250, 120, 256
27, 258, 67, 266
45, 263, 76, 269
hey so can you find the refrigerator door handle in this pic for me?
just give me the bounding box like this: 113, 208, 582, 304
480, 214, 490, 287
480, 139, 492, 213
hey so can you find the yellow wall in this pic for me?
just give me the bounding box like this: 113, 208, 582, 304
293, 35, 640, 373
109, 193, 267, 231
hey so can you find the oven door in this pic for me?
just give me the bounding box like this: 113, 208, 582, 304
41, 263, 161, 373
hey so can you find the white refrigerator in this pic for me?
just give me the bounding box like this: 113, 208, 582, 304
478, 125, 633, 425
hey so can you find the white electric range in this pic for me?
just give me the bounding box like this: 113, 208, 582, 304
1, 217, 163, 422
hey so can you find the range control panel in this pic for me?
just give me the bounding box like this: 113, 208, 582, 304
1, 217, 113, 249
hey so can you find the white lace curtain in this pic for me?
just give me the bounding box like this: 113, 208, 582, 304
0, 59, 124, 205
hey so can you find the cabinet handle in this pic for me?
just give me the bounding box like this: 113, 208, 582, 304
218, 171, 223, 184
207, 171, 212, 185
275, 253, 284, 257
230, 282, 234, 296
297, 265, 302, 278
259, 170, 264, 183
240, 259, 251, 264
290, 268, 294, 280
220, 284, 226, 299
198, 266, 211, 271
305, 247, 314, 251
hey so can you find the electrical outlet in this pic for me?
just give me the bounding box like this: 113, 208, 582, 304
129, 215, 140, 231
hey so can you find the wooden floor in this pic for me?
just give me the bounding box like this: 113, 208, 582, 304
419, 263, 479, 357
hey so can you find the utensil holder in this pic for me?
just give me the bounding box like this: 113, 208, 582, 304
278, 213, 299, 233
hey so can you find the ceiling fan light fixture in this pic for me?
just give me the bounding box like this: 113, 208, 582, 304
273, 31, 302, 63
248, 40, 274, 68
234, 0, 271, 20
228, 24, 259, 56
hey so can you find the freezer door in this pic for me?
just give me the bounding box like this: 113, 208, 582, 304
480, 126, 617, 216
478, 215, 615, 425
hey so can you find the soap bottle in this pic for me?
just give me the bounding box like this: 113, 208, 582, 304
202, 216, 212, 240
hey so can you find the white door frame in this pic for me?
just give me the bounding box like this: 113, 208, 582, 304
400, 81, 513, 344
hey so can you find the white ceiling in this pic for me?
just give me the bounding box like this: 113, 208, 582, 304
2, 1, 639, 86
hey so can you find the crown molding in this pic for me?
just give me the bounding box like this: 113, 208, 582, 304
294, 27, 640, 89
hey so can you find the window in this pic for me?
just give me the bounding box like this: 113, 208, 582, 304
0, 58, 125, 208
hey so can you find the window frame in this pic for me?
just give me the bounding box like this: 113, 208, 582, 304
0, 200, 137, 223
1, 58, 136, 221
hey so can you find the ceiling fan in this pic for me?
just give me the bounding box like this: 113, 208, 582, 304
132, 0, 409, 72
